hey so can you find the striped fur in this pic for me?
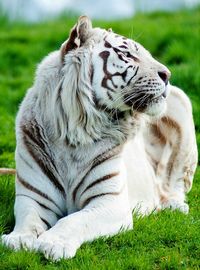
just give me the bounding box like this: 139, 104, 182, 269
2, 16, 197, 261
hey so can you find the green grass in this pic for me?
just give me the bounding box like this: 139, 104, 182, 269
0, 8, 200, 269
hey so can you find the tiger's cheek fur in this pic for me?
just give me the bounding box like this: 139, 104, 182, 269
90, 32, 170, 115
91, 40, 139, 109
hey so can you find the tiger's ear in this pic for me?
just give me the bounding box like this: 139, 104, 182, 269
61, 16, 92, 60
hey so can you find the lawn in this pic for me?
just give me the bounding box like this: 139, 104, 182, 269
0, 8, 200, 270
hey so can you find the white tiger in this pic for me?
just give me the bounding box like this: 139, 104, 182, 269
2, 16, 198, 261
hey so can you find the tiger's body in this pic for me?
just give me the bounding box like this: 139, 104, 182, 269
2, 16, 197, 261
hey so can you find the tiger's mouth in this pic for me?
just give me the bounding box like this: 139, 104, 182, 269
123, 87, 168, 113
161, 88, 167, 98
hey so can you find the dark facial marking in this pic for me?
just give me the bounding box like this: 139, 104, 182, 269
113, 47, 129, 63
118, 45, 128, 49
123, 51, 140, 62
127, 66, 139, 86
107, 90, 114, 100
134, 43, 139, 52
98, 38, 140, 100
104, 40, 112, 48
99, 47, 137, 93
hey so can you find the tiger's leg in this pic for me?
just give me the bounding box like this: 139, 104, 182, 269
2, 195, 50, 250
2, 146, 65, 250
145, 85, 198, 213
2, 176, 63, 250
34, 159, 132, 261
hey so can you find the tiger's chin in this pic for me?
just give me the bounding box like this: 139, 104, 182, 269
145, 97, 167, 117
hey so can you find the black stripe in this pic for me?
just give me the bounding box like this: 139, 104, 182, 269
17, 173, 64, 215
113, 47, 128, 63
18, 152, 34, 170
107, 90, 114, 100
127, 66, 139, 86
134, 43, 139, 52
91, 145, 122, 171
41, 217, 51, 229
22, 122, 66, 197
118, 45, 128, 49
82, 191, 121, 208
80, 172, 119, 196
72, 145, 122, 202
90, 63, 94, 85
23, 120, 45, 150
95, 104, 126, 120
55, 90, 69, 137
16, 194, 62, 218
99, 48, 135, 93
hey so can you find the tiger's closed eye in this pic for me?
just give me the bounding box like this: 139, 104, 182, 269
123, 52, 131, 57
123, 51, 139, 62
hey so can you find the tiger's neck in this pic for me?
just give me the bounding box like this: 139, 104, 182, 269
53, 109, 142, 147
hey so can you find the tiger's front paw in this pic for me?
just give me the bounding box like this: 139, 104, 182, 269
161, 200, 189, 214
2, 232, 37, 251
34, 230, 79, 261
2, 225, 45, 251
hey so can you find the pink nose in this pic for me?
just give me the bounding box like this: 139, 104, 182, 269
158, 70, 171, 85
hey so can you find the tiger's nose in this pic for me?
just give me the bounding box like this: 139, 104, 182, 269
158, 70, 171, 85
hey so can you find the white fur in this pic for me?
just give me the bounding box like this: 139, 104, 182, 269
2, 16, 198, 261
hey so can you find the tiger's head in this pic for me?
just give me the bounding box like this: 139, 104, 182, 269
55, 16, 170, 145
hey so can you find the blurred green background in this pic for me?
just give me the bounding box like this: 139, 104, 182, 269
0, 7, 199, 270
